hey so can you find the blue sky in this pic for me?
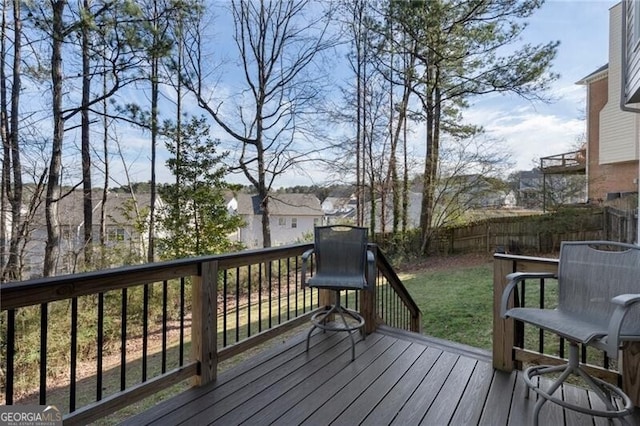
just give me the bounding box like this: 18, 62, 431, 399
115, 0, 617, 189
465, 0, 615, 173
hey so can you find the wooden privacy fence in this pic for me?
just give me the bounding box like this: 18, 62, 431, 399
432, 206, 637, 254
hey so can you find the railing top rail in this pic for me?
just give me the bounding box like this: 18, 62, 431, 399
1, 243, 313, 311
540, 149, 585, 161
493, 253, 559, 266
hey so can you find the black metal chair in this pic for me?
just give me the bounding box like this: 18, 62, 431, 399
501, 241, 639, 425
301, 225, 374, 361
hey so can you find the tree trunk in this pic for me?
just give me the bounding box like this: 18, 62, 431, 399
147, 1, 159, 263
0, 0, 9, 276
44, 0, 66, 277
420, 76, 441, 254
259, 191, 271, 248
81, 0, 93, 268
2, 0, 23, 281
99, 51, 109, 269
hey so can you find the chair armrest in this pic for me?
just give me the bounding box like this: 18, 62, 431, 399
606, 293, 640, 358
505, 272, 557, 282
301, 249, 315, 287
611, 293, 640, 307
500, 272, 557, 318
366, 250, 375, 288
301, 248, 314, 261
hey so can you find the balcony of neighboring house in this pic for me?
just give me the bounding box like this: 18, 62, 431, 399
540, 149, 587, 175
539, 149, 588, 211
1, 245, 639, 425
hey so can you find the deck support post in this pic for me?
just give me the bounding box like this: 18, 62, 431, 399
493, 256, 515, 372
360, 264, 376, 335
622, 341, 640, 407
318, 288, 336, 323
318, 288, 335, 309
192, 260, 218, 386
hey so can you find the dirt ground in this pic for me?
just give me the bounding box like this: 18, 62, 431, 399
396, 252, 493, 274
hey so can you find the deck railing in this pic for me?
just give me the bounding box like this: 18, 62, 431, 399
492, 253, 640, 406
539, 149, 586, 173
0, 243, 419, 424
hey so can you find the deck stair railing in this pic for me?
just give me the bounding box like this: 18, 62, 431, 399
492, 252, 640, 407
0, 243, 419, 424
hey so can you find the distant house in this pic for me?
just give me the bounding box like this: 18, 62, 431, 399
227, 193, 323, 248
516, 169, 586, 209
20, 190, 160, 278
517, 169, 543, 208
577, 3, 639, 204
439, 174, 506, 209
359, 191, 422, 233
324, 180, 507, 233
321, 196, 356, 225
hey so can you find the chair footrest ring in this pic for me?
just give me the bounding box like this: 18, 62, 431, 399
524, 364, 634, 419
310, 306, 365, 332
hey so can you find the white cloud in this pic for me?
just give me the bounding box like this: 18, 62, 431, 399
467, 106, 585, 172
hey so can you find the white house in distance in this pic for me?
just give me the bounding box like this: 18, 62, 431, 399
227, 193, 323, 248
18, 189, 160, 278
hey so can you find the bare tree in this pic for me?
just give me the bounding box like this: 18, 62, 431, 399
1, 0, 24, 280
183, 0, 338, 247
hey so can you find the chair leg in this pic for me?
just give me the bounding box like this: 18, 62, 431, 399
305, 290, 365, 361
532, 363, 574, 425
305, 323, 316, 353
334, 296, 356, 361
524, 342, 633, 425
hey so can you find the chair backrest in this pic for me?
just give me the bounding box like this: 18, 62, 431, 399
313, 225, 368, 287
558, 241, 640, 336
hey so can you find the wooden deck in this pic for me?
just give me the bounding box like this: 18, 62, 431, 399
124, 326, 640, 425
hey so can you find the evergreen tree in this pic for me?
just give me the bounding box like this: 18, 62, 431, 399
158, 116, 244, 258
387, 0, 558, 253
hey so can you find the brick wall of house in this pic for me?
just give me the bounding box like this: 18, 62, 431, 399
587, 75, 639, 203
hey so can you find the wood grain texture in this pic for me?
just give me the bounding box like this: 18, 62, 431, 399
125, 328, 639, 426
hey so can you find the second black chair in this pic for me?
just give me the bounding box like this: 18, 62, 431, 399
301, 225, 374, 361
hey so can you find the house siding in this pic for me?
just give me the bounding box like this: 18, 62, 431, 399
600, 4, 640, 165
230, 193, 323, 249
625, 0, 640, 103
587, 76, 639, 201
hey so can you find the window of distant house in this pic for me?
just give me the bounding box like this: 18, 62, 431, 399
291, 218, 297, 229
108, 227, 125, 242
278, 217, 286, 227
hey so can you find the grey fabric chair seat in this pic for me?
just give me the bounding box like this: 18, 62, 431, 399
505, 307, 608, 345
306, 274, 367, 290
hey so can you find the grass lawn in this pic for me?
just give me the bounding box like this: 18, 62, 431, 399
400, 260, 494, 351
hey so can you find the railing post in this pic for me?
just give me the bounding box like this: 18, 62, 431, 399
411, 311, 422, 334
319, 288, 334, 308
192, 260, 218, 386
361, 270, 376, 336
622, 341, 640, 407
493, 256, 514, 372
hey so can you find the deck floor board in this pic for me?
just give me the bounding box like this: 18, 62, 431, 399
125, 328, 639, 426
